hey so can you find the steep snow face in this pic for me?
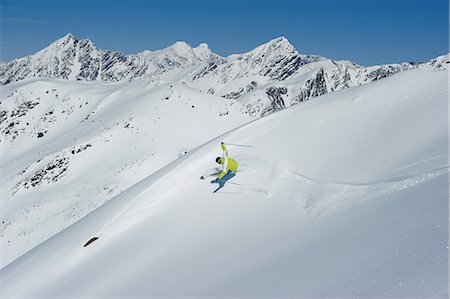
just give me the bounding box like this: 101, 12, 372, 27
0, 34, 223, 85
0, 77, 252, 268
1, 69, 447, 297
184, 36, 325, 96
0, 34, 104, 84
224, 36, 323, 81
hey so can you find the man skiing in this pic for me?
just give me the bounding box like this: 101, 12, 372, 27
211, 142, 238, 192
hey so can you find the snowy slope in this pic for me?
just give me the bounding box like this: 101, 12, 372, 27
1, 68, 447, 297
0, 78, 252, 268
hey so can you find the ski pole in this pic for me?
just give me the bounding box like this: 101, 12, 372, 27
226, 181, 243, 186
223, 142, 254, 148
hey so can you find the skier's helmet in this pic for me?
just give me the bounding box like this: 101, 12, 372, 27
215, 157, 221, 164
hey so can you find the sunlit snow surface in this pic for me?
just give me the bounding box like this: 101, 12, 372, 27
0, 78, 252, 267
1, 69, 448, 297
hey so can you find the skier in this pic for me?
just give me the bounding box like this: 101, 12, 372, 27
211, 142, 238, 192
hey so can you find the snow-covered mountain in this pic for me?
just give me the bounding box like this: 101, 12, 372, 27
1, 68, 448, 297
0, 33, 224, 85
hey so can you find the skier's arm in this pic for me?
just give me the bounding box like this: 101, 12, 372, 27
221, 143, 228, 156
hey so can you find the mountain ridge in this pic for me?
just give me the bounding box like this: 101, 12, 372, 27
0, 33, 223, 85
2, 33, 448, 87
2, 34, 448, 117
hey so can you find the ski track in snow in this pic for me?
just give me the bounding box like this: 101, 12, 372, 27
225, 154, 449, 217
287, 166, 449, 216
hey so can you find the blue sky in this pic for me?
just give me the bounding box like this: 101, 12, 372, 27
0, 0, 448, 65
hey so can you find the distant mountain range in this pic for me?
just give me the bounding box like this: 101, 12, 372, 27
1, 33, 448, 116
0, 33, 223, 84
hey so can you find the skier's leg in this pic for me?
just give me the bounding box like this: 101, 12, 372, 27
213, 185, 223, 193
212, 171, 236, 192
221, 170, 235, 183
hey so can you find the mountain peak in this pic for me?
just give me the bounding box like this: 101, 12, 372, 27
260, 36, 294, 49
248, 36, 297, 58
137, 41, 192, 60
195, 43, 209, 50
268, 36, 290, 45
169, 41, 192, 52
57, 33, 77, 44
65, 32, 75, 39
193, 42, 211, 56
52, 33, 99, 51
